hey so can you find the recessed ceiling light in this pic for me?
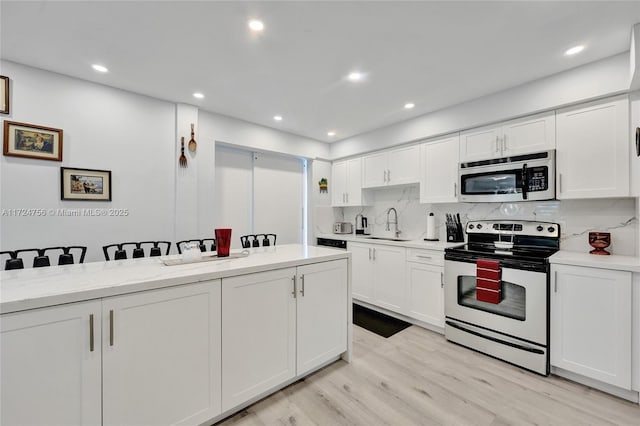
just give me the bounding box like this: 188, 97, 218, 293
273, 115, 283, 121
91, 64, 108, 73
249, 19, 264, 31
404, 102, 415, 109
348, 71, 364, 82
327, 131, 336, 137
564, 45, 585, 56
193, 92, 205, 99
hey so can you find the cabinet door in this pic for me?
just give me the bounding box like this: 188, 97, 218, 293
459, 124, 502, 163
420, 135, 460, 203
551, 265, 632, 389
387, 145, 420, 185
1, 301, 102, 426
221, 268, 296, 411
372, 245, 406, 314
556, 97, 629, 199
501, 112, 555, 156
296, 260, 348, 375
103, 281, 222, 426
331, 160, 347, 206
350, 242, 374, 302
362, 152, 387, 188
346, 157, 363, 205
406, 262, 444, 328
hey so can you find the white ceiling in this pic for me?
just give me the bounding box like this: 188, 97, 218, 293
1, 1, 640, 143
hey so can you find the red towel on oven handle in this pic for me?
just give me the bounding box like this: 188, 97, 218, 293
477, 288, 501, 304
476, 268, 501, 280
476, 278, 501, 291
477, 259, 500, 271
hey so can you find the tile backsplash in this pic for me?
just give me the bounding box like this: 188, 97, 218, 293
316, 184, 638, 256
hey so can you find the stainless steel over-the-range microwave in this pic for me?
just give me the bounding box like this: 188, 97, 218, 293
458, 150, 555, 202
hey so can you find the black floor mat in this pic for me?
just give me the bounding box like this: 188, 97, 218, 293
353, 304, 411, 338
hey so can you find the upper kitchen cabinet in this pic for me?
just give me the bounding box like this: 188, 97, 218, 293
459, 112, 556, 163
556, 96, 630, 199
362, 145, 420, 188
420, 134, 460, 203
331, 157, 363, 206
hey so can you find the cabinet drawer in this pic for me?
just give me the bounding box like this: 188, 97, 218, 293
406, 249, 443, 266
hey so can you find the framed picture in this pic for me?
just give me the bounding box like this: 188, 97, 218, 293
0, 75, 8, 114
3, 121, 63, 161
61, 167, 112, 201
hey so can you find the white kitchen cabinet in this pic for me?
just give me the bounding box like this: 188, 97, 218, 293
350, 242, 375, 302
362, 145, 420, 188
331, 157, 363, 206
459, 112, 555, 162
405, 249, 445, 329
556, 96, 630, 199
420, 135, 460, 203
222, 268, 297, 411
1, 300, 102, 426
222, 260, 348, 411
296, 260, 348, 376
551, 264, 632, 389
102, 280, 221, 426
350, 242, 406, 314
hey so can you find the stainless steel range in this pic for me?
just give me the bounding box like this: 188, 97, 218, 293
444, 220, 560, 375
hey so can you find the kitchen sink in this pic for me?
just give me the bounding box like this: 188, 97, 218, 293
365, 236, 412, 242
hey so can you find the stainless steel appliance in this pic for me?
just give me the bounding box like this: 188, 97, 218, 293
317, 237, 347, 250
444, 220, 560, 375
333, 222, 353, 234
459, 150, 555, 202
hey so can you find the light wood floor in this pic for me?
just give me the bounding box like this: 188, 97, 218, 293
218, 325, 640, 425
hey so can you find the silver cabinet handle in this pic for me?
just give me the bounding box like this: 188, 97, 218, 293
89, 314, 94, 352
300, 274, 305, 297
387, 169, 391, 182
558, 174, 563, 194
346, 193, 349, 203
495, 136, 500, 152
441, 272, 444, 288
554, 271, 558, 293
109, 310, 114, 346
368, 248, 371, 260
454, 183, 457, 197
502, 135, 507, 152
292, 275, 297, 298
416, 255, 432, 259
383, 170, 387, 182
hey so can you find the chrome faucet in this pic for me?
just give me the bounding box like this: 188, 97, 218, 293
386, 207, 400, 237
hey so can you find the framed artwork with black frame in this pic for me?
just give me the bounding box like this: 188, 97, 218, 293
61, 167, 112, 201
0, 75, 8, 114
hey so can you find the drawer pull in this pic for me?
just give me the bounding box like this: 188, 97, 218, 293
416, 255, 433, 259
89, 314, 94, 352
109, 310, 114, 346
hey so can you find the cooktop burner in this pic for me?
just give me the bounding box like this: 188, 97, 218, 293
444, 220, 560, 271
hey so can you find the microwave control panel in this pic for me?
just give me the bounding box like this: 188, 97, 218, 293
526, 166, 548, 192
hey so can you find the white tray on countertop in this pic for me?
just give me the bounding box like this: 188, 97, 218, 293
162, 250, 250, 266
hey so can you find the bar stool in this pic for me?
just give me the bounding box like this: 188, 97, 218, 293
102, 241, 171, 261
1, 246, 87, 270
240, 234, 277, 248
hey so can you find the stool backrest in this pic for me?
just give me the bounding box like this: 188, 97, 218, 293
103, 241, 171, 261
240, 234, 277, 248
1, 246, 87, 270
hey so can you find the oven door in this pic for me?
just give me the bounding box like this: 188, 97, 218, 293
444, 259, 547, 345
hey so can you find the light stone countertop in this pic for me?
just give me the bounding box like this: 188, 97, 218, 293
549, 250, 640, 272
316, 233, 462, 251
0, 244, 350, 315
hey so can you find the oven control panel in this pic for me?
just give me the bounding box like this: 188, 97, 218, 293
466, 220, 559, 238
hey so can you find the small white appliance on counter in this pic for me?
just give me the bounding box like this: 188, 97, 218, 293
333, 222, 353, 234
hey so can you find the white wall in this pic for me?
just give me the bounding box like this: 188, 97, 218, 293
331, 52, 630, 159
0, 61, 176, 262
0, 61, 331, 263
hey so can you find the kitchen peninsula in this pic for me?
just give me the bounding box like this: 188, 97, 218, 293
0, 244, 351, 425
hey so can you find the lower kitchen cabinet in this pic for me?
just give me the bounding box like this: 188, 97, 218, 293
350, 242, 406, 314
221, 259, 348, 411
1, 280, 221, 426
405, 249, 445, 329
550, 264, 632, 389
1, 300, 102, 426
102, 280, 221, 426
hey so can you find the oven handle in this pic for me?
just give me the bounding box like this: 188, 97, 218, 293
522, 163, 528, 200
445, 320, 544, 354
